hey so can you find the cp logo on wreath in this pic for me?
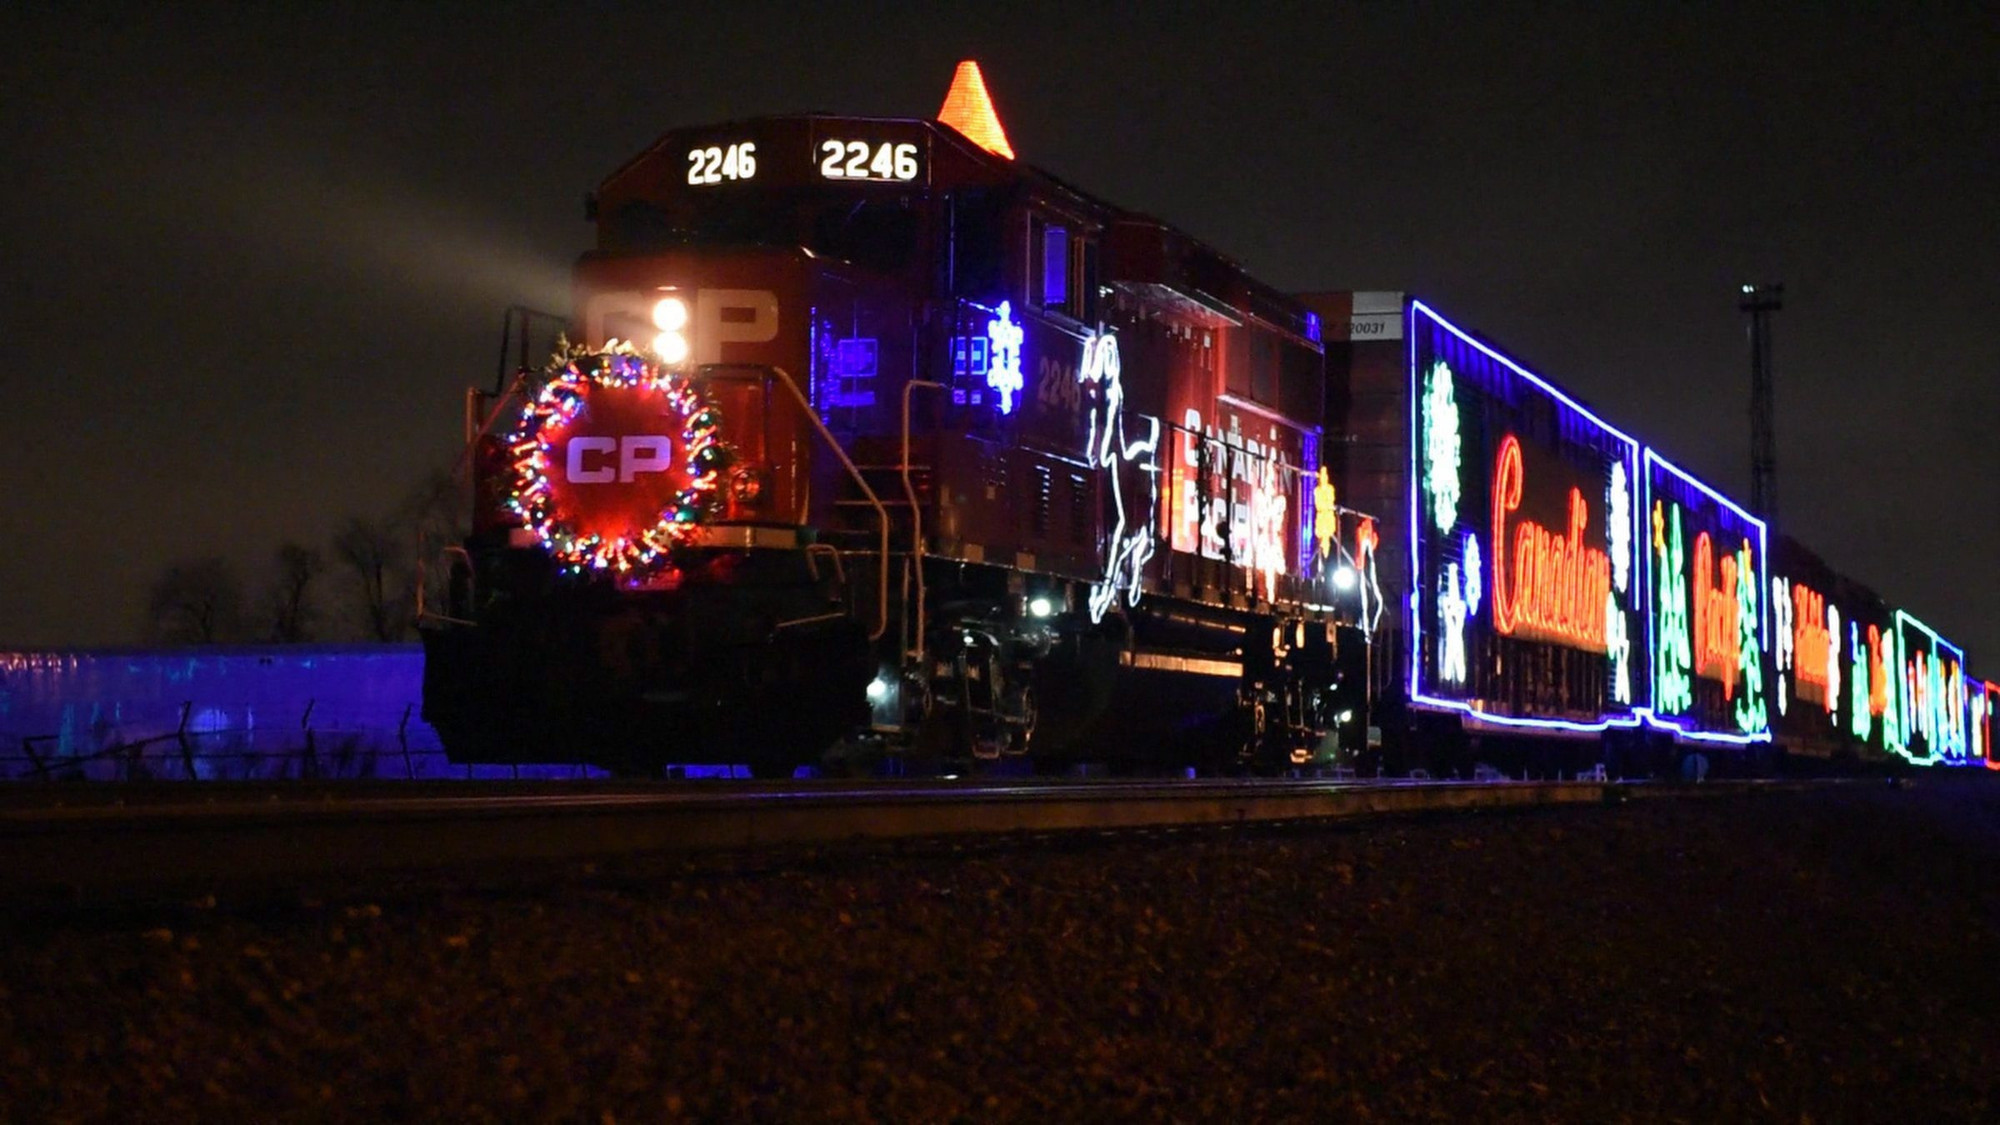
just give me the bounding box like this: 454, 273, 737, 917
508, 347, 731, 574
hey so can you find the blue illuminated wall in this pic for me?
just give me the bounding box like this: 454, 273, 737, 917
0, 646, 603, 780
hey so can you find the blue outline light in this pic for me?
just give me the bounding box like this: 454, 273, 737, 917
1298, 429, 1322, 574
1894, 608, 1968, 764
1971, 676, 2000, 768
1404, 300, 1646, 735
1639, 448, 1771, 745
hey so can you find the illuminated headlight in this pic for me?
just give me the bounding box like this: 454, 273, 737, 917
653, 331, 690, 365
652, 296, 689, 331
1337, 709, 1355, 724
1027, 596, 1055, 618
652, 296, 690, 364
865, 676, 892, 703
1332, 565, 1358, 591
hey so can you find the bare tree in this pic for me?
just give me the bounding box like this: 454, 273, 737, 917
264, 542, 325, 642
145, 557, 244, 644
333, 516, 409, 641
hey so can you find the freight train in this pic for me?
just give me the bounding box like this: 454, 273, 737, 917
421, 61, 1997, 778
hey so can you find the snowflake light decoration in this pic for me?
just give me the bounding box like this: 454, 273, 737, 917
986, 301, 1024, 415
1421, 361, 1461, 534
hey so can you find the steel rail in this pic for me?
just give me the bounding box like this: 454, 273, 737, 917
0, 777, 1642, 894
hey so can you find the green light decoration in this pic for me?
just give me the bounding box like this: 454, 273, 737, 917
1732, 542, 1766, 733
1421, 361, 1461, 534
1881, 627, 1906, 757
1849, 621, 1871, 740
1653, 501, 1693, 715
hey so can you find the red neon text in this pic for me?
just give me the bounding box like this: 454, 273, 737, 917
1791, 583, 1830, 703
1692, 532, 1742, 697
1867, 625, 1889, 717
1489, 435, 1609, 649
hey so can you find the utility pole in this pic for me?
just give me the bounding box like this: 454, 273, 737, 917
1741, 283, 1784, 522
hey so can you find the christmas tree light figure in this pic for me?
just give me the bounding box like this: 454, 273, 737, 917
1733, 543, 1766, 733
1653, 501, 1693, 714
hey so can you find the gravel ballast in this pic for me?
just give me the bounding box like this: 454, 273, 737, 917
2, 779, 1997, 1121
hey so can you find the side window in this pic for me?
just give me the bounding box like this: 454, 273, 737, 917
1030, 214, 1094, 321
1225, 330, 1281, 407
951, 190, 1006, 299
1040, 224, 1069, 310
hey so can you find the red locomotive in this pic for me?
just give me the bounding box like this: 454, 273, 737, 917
422, 62, 1376, 775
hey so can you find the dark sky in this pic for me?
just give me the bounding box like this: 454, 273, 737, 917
4, 3, 1995, 659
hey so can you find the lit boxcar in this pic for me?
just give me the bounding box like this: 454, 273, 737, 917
1766, 534, 1847, 761
1640, 447, 1770, 746
1306, 293, 1652, 774
1402, 302, 1645, 734
1765, 534, 1910, 768
1892, 609, 1969, 766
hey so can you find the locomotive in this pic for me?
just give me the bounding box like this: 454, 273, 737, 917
422, 62, 1376, 776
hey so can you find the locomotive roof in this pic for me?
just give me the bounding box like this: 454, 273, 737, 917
596, 113, 1318, 346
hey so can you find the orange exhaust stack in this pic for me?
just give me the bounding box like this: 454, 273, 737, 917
937, 60, 1015, 160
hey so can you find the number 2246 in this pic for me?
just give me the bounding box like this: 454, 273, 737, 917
819, 140, 918, 181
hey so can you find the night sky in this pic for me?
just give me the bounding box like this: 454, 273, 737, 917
4, 4, 1995, 658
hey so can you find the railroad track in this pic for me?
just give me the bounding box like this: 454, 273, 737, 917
0, 775, 1847, 896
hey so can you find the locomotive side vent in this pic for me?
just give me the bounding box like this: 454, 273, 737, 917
1034, 464, 1053, 539
1069, 472, 1090, 545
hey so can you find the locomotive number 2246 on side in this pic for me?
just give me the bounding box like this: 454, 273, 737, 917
818, 139, 920, 182
686, 142, 757, 185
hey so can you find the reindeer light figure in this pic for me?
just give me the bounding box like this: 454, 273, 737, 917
1079, 330, 1160, 623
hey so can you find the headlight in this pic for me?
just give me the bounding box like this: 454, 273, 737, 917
652, 296, 690, 364
654, 331, 690, 364
652, 297, 689, 331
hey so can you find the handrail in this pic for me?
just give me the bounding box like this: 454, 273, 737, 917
759, 365, 891, 642
452, 377, 529, 546
803, 542, 846, 586
416, 545, 478, 628
770, 611, 851, 635
493, 305, 567, 396
902, 380, 947, 671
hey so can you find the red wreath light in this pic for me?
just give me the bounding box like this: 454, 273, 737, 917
506, 344, 732, 576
